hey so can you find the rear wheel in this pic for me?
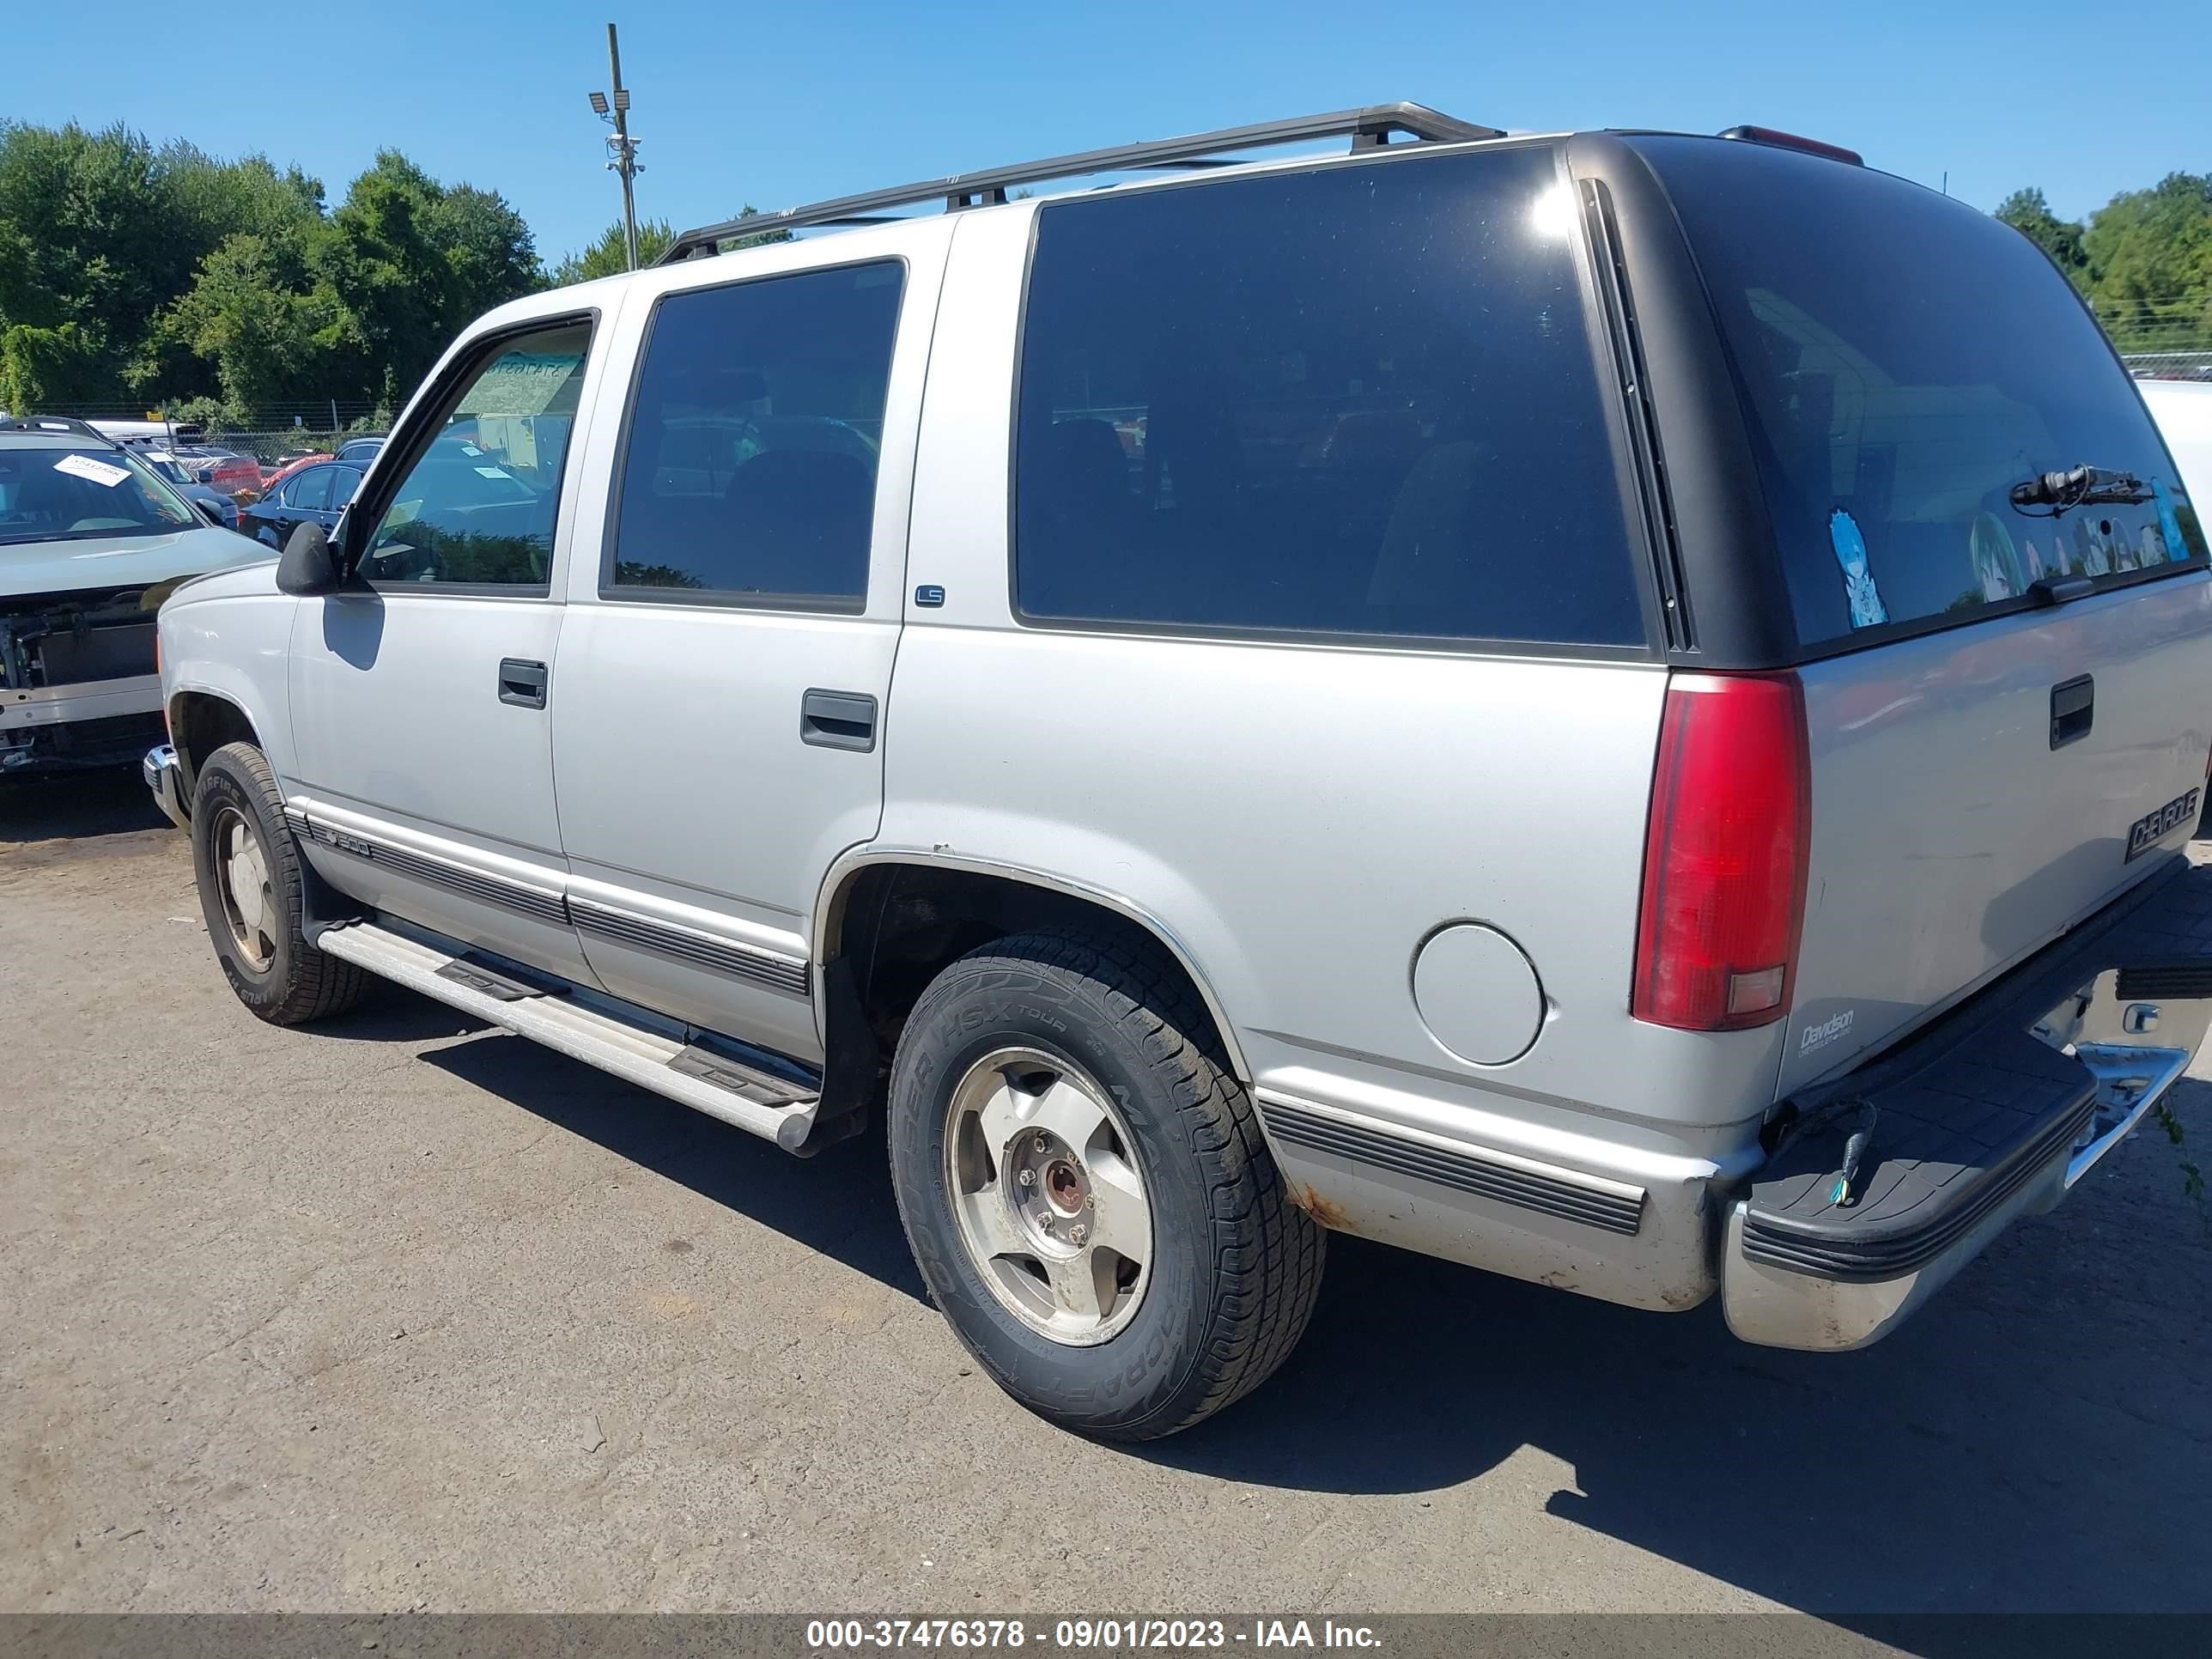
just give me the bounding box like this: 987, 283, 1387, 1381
190, 741, 363, 1024
888, 929, 1324, 1439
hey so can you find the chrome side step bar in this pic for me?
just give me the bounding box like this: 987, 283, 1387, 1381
314, 920, 823, 1152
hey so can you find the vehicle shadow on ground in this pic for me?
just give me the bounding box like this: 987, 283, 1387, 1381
0, 766, 167, 844
421, 1030, 931, 1302
398, 1004, 2212, 1616
1145, 1091, 2212, 1618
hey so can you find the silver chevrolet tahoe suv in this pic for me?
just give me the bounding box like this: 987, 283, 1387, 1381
146, 106, 2212, 1439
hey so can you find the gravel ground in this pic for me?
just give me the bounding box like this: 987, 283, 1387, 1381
3, 769, 2209, 1616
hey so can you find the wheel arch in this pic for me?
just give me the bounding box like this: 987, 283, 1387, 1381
167, 688, 262, 802
814, 849, 1255, 1087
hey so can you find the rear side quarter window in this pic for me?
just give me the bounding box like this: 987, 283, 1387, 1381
1012, 144, 1649, 650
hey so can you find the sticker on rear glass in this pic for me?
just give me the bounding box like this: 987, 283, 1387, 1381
1829, 509, 1887, 629
52, 453, 131, 488
2155, 480, 2189, 562
1970, 511, 2025, 601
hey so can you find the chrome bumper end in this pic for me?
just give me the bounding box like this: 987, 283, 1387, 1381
143, 744, 188, 829
1723, 961, 2207, 1352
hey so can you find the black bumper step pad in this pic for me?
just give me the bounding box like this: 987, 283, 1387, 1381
1742, 859, 2212, 1283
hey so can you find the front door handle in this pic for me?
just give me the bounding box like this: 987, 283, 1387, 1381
800, 688, 877, 752
499, 658, 549, 709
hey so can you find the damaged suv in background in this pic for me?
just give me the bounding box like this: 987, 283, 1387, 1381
1, 425, 260, 773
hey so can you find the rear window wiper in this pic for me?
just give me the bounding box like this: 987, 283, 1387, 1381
2008, 464, 2152, 514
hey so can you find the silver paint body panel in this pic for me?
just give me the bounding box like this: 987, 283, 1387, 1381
147, 155, 2212, 1338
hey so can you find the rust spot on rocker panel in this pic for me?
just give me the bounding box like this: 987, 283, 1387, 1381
1295, 1184, 1352, 1231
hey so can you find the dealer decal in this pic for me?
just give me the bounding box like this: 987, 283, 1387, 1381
1799, 1010, 1856, 1056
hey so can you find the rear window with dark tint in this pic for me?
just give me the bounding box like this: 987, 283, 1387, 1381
608, 261, 902, 607
1632, 135, 2208, 650
1012, 145, 1647, 647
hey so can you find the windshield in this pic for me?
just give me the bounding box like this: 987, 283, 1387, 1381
1632, 136, 2207, 649
0, 441, 201, 547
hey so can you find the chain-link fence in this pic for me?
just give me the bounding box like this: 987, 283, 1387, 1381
2124, 350, 2212, 383
198, 428, 382, 466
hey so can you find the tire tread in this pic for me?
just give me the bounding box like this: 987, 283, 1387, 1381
197, 741, 365, 1025
906, 927, 1324, 1438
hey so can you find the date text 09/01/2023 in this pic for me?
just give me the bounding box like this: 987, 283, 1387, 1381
804, 1619, 1384, 1650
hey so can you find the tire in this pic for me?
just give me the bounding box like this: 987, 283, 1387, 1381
887, 929, 1324, 1440
190, 740, 365, 1025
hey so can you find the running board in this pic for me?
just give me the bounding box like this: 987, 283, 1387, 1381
315, 921, 823, 1152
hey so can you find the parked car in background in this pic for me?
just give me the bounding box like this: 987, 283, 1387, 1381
238, 460, 362, 551
259, 452, 335, 496
138, 450, 244, 532
335, 436, 386, 464
2142, 379, 2212, 512
3, 428, 258, 770
168, 447, 263, 501
149, 108, 2212, 1440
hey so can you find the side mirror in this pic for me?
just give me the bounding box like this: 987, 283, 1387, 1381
196, 467, 216, 484
196, 499, 223, 526
275, 520, 345, 596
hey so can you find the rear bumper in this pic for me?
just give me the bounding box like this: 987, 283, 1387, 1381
1723, 857, 2212, 1351
143, 743, 189, 828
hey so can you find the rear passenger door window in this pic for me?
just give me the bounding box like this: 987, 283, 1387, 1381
606, 260, 905, 610
286, 467, 333, 513
1013, 145, 1646, 648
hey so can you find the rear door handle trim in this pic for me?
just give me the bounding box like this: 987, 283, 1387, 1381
499, 658, 549, 709
2051, 674, 2094, 750
800, 689, 878, 753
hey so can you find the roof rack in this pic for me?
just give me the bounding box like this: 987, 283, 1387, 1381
659, 102, 1501, 264
0, 414, 109, 442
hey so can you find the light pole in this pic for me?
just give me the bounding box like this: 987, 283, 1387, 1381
588, 23, 641, 270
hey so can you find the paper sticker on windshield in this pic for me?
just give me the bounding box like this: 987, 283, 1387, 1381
1830, 509, 1887, 629
53, 453, 131, 489
473, 465, 511, 481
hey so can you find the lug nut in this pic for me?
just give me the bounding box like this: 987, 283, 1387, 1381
1018, 1168, 1036, 1188
1069, 1224, 1089, 1246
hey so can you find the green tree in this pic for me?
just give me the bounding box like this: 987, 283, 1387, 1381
1995, 186, 2088, 286
549, 206, 789, 287
290, 151, 539, 409
155, 232, 345, 422
550, 216, 677, 285
2081, 172, 2212, 351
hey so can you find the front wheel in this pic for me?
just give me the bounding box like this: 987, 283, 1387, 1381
190, 741, 364, 1025
887, 930, 1324, 1439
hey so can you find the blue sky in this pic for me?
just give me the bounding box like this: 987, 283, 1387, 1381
13, 0, 2208, 266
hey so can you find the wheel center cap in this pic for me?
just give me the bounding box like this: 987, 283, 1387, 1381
1044, 1159, 1085, 1214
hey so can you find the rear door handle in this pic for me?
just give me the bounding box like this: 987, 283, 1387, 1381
2051, 674, 2094, 750
800, 688, 878, 752
498, 658, 549, 709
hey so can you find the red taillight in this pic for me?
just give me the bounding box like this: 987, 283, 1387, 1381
1632, 672, 1811, 1032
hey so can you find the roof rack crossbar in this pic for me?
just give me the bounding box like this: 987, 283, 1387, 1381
659, 101, 1500, 264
